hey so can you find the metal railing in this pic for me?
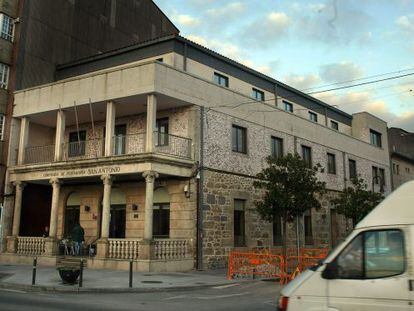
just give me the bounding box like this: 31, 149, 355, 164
63, 139, 105, 160
154, 131, 192, 159
16, 237, 46, 256
24, 145, 55, 164
153, 239, 190, 260
113, 133, 146, 156
108, 239, 140, 260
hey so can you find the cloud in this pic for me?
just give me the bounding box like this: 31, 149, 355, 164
315, 90, 414, 131
396, 14, 414, 33
282, 73, 322, 90
319, 62, 364, 84
172, 14, 200, 27
239, 11, 291, 48
206, 2, 246, 16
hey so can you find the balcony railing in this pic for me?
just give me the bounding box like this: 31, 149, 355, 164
16, 236, 46, 256
154, 132, 192, 159
62, 139, 105, 161
153, 239, 190, 260
24, 145, 55, 164
17, 133, 192, 165
108, 238, 140, 260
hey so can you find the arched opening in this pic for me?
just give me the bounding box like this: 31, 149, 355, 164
65, 192, 80, 237
153, 187, 170, 238
109, 188, 126, 238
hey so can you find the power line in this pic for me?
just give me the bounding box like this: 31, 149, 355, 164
301, 66, 414, 92
308, 72, 414, 95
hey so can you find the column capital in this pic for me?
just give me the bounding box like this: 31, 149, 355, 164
143, 171, 159, 183
49, 177, 61, 187
101, 174, 113, 186
12, 181, 26, 189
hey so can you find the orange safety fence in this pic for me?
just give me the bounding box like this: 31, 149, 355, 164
227, 252, 285, 285
227, 248, 329, 285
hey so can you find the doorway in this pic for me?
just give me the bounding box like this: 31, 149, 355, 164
64, 192, 80, 237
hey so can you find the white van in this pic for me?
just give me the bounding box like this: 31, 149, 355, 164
278, 180, 414, 311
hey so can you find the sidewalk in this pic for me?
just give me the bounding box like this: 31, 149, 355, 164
0, 263, 252, 293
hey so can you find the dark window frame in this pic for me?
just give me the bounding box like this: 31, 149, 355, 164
214, 72, 229, 87
252, 88, 265, 101
309, 111, 318, 122
271, 136, 284, 158
234, 199, 246, 247
349, 159, 357, 180
301, 145, 312, 168
156, 117, 169, 146
370, 129, 382, 148
304, 210, 313, 245
283, 101, 293, 113
331, 120, 339, 130
232, 124, 247, 154
327, 153, 337, 175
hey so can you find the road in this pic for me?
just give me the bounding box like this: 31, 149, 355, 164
0, 280, 280, 311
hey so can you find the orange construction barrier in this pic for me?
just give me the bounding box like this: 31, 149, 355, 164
227, 252, 285, 285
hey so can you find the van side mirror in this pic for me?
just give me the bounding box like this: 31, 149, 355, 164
322, 261, 338, 279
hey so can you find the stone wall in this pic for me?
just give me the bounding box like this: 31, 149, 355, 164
201, 169, 350, 269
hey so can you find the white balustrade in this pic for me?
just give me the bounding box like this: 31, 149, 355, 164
153, 239, 189, 260
108, 239, 140, 260
16, 237, 46, 256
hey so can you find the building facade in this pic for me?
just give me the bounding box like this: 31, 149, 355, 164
0, 0, 178, 247
389, 127, 414, 190
0, 35, 391, 271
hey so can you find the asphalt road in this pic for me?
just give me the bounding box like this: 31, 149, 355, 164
0, 280, 280, 311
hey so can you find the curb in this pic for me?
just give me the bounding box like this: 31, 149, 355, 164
0, 279, 261, 294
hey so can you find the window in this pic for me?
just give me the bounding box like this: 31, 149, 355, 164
114, 124, 126, 155
327, 153, 336, 174
284, 101, 293, 113
153, 203, 170, 238
0, 63, 9, 89
156, 58, 163, 62
213, 72, 229, 87
0, 114, 5, 141
370, 129, 382, 147
372, 166, 386, 187
232, 125, 247, 153
304, 210, 313, 245
393, 163, 400, 175
349, 159, 357, 180
406, 167, 411, 174
335, 230, 405, 279
271, 136, 283, 158
155, 118, 169, 146
68, 130, 86, 157
273, 217, 283, 246
309, 111, 318, 122
301, 145, 312, 168
331, 120, 339, 130
234, 199, 246, 247
252, 88, 265, 101
0, 14, 14, 41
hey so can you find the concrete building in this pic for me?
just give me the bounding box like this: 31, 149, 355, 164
0, 0, 178, 245
0, 34, 391, 271
389, 127, 414, 190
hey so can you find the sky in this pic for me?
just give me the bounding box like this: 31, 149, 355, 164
154, 0, 414, 131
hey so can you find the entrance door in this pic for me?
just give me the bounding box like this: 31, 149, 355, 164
153, 203, 170, 238
327, 228, 409, 310
109, 204, 126, 238
114, 124, 126, 155
156, 118, 169, 146
65, 206, 80, 237
68, 131, 86, 157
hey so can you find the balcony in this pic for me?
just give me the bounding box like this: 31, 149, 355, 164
20, 132, 192, 166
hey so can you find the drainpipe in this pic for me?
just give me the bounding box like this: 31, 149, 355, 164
196, 106, 204, 270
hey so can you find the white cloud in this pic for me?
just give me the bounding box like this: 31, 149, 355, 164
396, 14, 414, 33
319, 62, 364, 84
282, 73, 322, 90
207, 2, 245, 16
172, 14, 200, 27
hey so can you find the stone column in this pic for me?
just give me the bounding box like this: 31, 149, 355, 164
17, 117, 29, 165
54, 110, 66, 161
11, 181, 25, 237
143, 170, 158, 240
97, 174, 113, 258
44, 178, 61, 255
104, 101, 116, 156
48, 178, 61, 238
145, 94, 157, 153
